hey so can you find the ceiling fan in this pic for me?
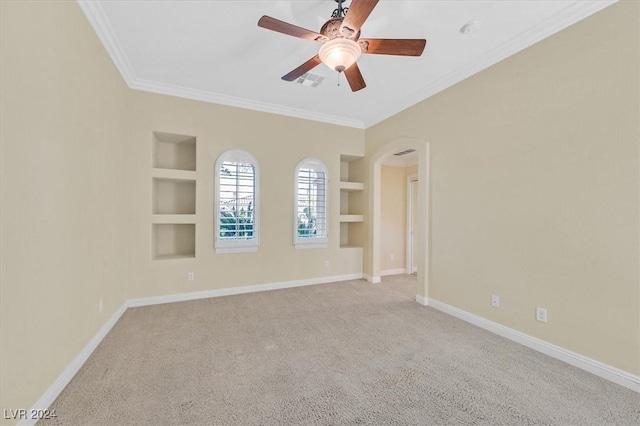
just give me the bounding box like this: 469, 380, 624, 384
258, 0, 427, 92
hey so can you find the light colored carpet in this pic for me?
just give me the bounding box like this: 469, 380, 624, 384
42, 275, 639, 425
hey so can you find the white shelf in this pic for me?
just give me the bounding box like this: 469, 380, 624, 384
340, 160, 364, 248
151, 214, 196, 224
339, 181, 364, 192
152, 131, 197, 261
152, 168, 196, 181
153, 253, 195, 261
340, 214, 364, 223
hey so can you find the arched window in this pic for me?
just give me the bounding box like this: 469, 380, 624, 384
215, 150, 259, 253
294, 158, 328, 249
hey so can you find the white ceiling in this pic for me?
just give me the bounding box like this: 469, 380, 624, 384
79, 0, 615, 129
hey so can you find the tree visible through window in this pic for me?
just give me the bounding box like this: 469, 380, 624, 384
215, 150, 259, 253
295, 159, 328, 248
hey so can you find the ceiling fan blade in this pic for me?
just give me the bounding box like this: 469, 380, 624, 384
258, 15, 328, 42
359, 38, 427, 56
281, 55, 323, 81
344, 62, 366, 92
340, 0, 379, 38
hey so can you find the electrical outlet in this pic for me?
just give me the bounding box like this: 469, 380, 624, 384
491, 295, 499, 308
536, 307, 548, 323
188, 272, 195, 281
390, 254, 395, 261
98, 299, 103, 313
324, 260, 330, 268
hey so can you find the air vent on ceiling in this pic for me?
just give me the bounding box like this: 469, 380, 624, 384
393, 149, 416, 156
296, 72, 324, 88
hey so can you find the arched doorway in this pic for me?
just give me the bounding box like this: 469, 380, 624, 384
369, 138, 430, 304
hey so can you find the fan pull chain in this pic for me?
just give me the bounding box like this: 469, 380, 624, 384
337, 71, 341, 87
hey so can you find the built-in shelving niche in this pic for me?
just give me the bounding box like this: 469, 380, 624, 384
152, 178, 196, 215
339, 155, 364, 249
152, 224, 196, 260
152, 131, 197, 260
153, 132, 196, 171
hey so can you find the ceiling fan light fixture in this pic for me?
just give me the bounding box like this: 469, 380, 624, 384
319, 38, 362, 72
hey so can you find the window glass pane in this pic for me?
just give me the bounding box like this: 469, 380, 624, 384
297, 167, 326, 239
219, 161, 255, 240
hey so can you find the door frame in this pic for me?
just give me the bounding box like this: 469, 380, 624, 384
369, 138, 430, 302
406, 173, 418, 274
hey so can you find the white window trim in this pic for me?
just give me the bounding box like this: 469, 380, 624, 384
215, 149, 259, 254
294, 158, 328, 250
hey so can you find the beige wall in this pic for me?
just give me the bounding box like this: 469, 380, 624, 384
407, 165, 418, 272
1, 2, 365, 418
125, 91, 364, 300
405, 166, 418, 177
379, 165, 418, 273
1, 1, 131, 418
2, 0, 638, 419
380, 166, 407, 272
364, 1, 640, 374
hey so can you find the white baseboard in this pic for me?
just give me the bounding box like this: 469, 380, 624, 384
21, 273, 366, 424
127, 273, 364, 308
363, 274, 381, 284
380, 268, 407, 277
428, 298, 640, 393
20, 304, 128, 426
23, 277, 637, 424
415, 294, 428, 306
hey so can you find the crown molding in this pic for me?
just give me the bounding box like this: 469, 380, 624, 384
77, 0, 137, 84
130, 78, 365, 129
363, 0, 618, 128
77, 0, 365, 129
78, 0, 615, 130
